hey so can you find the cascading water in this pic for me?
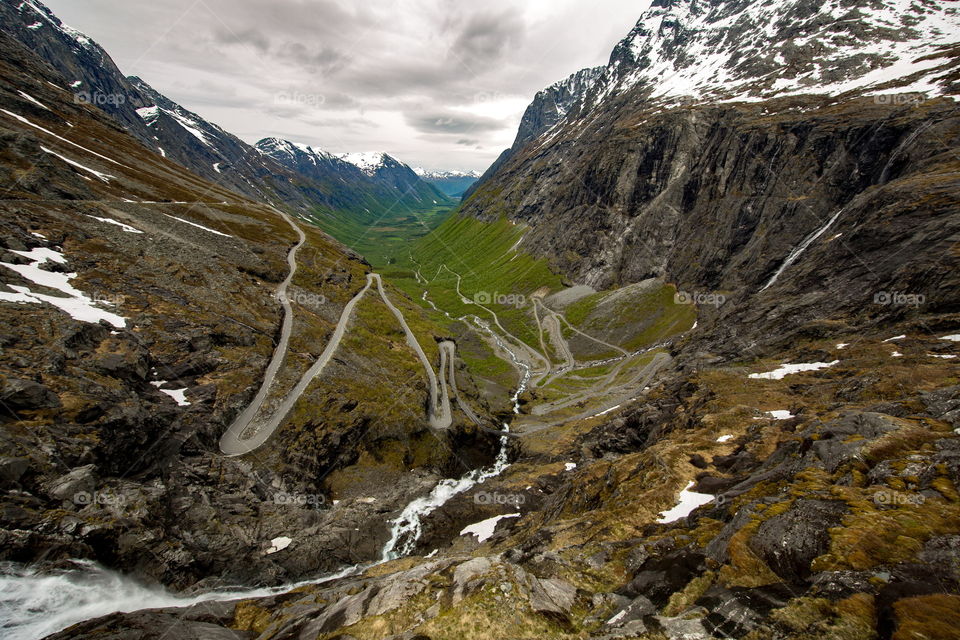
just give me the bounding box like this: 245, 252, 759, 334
377, 319, 530, 561
378, 425, 511, 562
1, 315, 531, 640
0, 560, 359, 640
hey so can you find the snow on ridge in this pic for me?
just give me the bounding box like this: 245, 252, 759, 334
338, 151, 389, 176
561, 0, 960, 119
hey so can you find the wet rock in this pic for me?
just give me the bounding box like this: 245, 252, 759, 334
748, 499, 848, 582
0, 456, 29, 486
809, 570, 879, 599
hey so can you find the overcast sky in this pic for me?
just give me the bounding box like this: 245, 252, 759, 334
43, 0, 648, 172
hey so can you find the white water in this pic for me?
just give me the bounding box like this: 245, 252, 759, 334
379, 424, 511, 561
0, 560, 359, 640
760, 207, 846, 291
2, 296, 529, 639
378, 318, 530, 561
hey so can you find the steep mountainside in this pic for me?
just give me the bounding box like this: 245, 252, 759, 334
5, 1, 960, 639
461, 0, 960, 352
0, 25, 495, 599
0, 0, 453, 245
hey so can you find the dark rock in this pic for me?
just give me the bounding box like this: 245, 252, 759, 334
748, 499, 848, 582
696, 583, 797, 637
0, 456, 29, 486
0, 377, 61, 413
619, 549, 706, 606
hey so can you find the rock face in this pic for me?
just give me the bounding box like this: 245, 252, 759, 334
460, 0, 960, 356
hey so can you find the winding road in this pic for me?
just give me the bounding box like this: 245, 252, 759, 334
221, 270, 455, 457
219, 207, 305, 456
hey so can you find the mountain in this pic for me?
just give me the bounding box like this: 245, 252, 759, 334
0, 0, 453, 256
4, 1, 960, 639
0, 2, 489, 610
337, 151, 451, 206
413, 167, 482, 198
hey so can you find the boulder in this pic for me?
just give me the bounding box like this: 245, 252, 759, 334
0, 377, 60, 413
748, 499, 848, 582
45, 465, 97, 502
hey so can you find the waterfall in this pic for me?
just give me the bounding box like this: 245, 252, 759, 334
0, 560, 358, 640
760, 206, 846, 291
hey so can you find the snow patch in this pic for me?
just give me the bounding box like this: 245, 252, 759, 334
0, 248, 126, 327
162, 214, 230, 237
459, 513, 519, 543
749, 361, 839, 380
656, 481, 713, 524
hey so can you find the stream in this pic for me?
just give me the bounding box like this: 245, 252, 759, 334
0, 333, 527, 640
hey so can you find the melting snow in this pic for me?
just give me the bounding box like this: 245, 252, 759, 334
41, 146, 114, 182
564, 462, 577, 471
941, 335, 960, 342
265, 536, 292, 554
150, 381, 190, 406
212, 162, 221, 173
766, 410, 794, 420
459, 513, 519, 543
931, 354, 957, 359
836, 343, 849, 349
716, 434, 734, 443
749, 361, 839, 380
17, 91, 49, 110
84, 214, 142, 234
0, 109, 129, 168
0, 247, 126, 327
162, 214, 230, 237
656, 481, 713, 524
883, 335, 906, 342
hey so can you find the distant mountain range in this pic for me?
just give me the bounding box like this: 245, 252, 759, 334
413, 167, 481, 198
0, 0, 453, 239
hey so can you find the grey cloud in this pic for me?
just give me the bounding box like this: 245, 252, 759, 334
405, 110, 506, 135
449, 9, 525, 65
213, 27, 270, 52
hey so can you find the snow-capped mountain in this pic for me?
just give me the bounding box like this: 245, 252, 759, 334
413, 168, 482, 199
412, 168, 482, 179
338, 151, 392, 177
546, 0, 960, 126
0, 0, 452, 226
259, 139, 452, 212
603, 0, 959, 104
